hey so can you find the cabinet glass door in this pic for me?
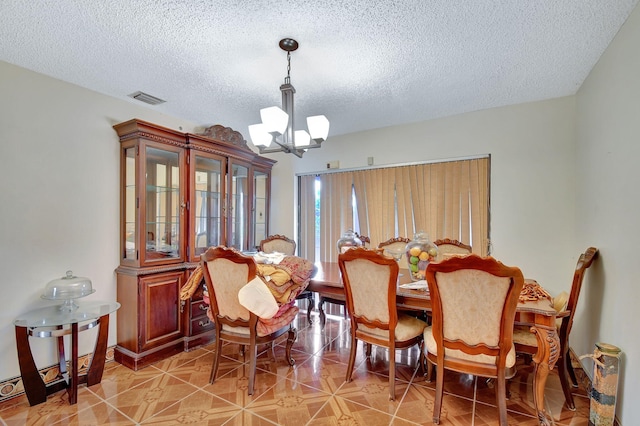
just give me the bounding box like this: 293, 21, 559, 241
124, 147, 137, 261
253, 169, 268, 249
228, 162, 249, 250
192, 154, 223, 257
145, 146, 181, 261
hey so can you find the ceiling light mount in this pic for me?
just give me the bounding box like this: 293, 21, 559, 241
249, 38, 329, 158
279, 38, 298, 52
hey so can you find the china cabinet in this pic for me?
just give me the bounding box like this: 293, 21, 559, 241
114, 119, 275, 369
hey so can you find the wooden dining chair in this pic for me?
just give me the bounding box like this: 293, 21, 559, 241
377, 237, 410, 268
339, 247, 427, 400
432, 238, 472, 261
354, 232, 370, 247
200, 246, 297, 395
512, 246, 598, 410
259, 234, 314, 323
259, 234, 296, 255
318, 232, 369, 327
424, 255, 524, 425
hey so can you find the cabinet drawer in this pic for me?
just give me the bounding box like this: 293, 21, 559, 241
191, 299, 210, 318
191, 316, 214, 334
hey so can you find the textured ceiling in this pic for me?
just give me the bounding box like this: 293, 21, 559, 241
1, 0, 638, 140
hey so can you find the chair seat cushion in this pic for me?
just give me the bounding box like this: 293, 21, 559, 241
360, 314, 427, 341
256, 304, 299, 336
220, 303, 299, 337
424, 326, 517, 368
512, 324, 538, 347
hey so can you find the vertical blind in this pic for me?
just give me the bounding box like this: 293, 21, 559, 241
298, 157, 489, 262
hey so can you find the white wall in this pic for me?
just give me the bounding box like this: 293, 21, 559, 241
0, 61, 198, 381
268, 96, 578, 296
575, 3, 640, 424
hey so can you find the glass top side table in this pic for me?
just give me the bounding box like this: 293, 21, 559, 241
14, 301, 120, 406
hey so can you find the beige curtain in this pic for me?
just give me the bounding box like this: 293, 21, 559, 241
298, 156, 489, 261
319, 172, 354, 262
352, 168, 396, 247
396, 158, 489, 254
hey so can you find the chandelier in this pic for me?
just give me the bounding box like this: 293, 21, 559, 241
248, 38, 330, 158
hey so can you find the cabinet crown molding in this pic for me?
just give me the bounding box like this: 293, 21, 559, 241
199, 124, 250, 151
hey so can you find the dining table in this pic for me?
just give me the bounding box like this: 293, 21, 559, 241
307, 260, 560, 426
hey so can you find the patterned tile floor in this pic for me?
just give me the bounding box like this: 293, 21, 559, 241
0, 305, 591, 425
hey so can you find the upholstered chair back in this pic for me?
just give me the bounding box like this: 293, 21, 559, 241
260, 234, 296, 255
433, 238, 472, 262
342, 256, 396, 330
205, 257, 252, 324
430, 268, 513, 365
377, 237, 410, 269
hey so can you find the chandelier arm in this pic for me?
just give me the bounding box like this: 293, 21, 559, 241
258, 144, 304, 158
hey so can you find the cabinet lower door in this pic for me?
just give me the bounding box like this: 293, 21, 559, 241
139, 271, 184, 351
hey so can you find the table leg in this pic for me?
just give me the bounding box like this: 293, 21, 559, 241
57, 327, 66, 378
86, 314, 109, 386
15, 326, 47, 406
69, 322, 78, 404
530, 321, 560, 426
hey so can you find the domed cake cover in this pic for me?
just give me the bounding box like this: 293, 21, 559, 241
42, 270, 94, 301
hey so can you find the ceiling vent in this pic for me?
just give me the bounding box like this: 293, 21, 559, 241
128, 91, 166, 105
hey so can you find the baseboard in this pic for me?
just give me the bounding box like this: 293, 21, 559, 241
0, 345, 116, 403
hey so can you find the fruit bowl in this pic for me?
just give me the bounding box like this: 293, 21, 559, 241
405, 232, 438, 281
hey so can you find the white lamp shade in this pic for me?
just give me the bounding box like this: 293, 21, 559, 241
294, 130, 311, 147
307, 115, 330, 141
248, 124, 272, 147
260, 106, 288, 135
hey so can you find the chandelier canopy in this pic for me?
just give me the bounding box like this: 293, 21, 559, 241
249, 38, 330, 158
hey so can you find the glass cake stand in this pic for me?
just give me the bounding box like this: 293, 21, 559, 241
41, 270, 95, 312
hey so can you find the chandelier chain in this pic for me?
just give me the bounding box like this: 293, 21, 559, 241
285, 51, 292, 85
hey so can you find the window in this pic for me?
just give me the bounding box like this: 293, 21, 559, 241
298, 156, 490, 262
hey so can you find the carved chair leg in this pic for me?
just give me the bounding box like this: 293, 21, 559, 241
389, 343, 396, 401
285, 327, 297, 366
270, 342, 276, 361
248, 342, 257, 396
566, 348, 579, 387
487, 377, 510, 400
557, 351, 576, 410
306, 293, 313, 323
433, 364, 444, 424
417, 342, 426, 375
425, 358, 435, 382
496, 373, 509, 426
210, 333, 223, 384
345, 335, 357, 382
318, 297, 326, 329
